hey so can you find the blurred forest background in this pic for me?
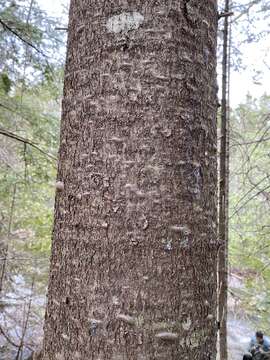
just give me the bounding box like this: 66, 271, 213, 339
0, 0, 270, 359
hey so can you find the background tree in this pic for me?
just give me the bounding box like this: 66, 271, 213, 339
42, 1, 219, 359
217, 1, 231, 359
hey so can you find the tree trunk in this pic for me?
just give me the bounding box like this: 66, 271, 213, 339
218, 0, 230, 359
42, 1, 218, 359
0, 183, 16, 295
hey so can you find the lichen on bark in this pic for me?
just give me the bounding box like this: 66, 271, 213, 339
42, 1, 218, 359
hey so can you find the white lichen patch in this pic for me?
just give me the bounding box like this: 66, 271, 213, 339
170, 225, 191, 235
110, 136, 124, 143
55, 353, 65, 360
101, 222, 108, 229
61, 333, 70, 341
112, 296, 120, 305
136, 190, 145, 198
182, 317, 191, 331
116, 313, 136, 325
106, 12, 144, 34
155, 332, 178, 341
73, 352, 82, 359
125, 183, 137, 191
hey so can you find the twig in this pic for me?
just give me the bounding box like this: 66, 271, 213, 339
0, 102, 15, 113
0, 127, 57, 161
230, 183, 270, 219
231, 136, 270, 147
55, 27, 68, 31
0, 17, 56, 82
237, 121, 270, 173
0, 18, 47, 58
218, 11, 234, 19
231, 175, 269, 211
0, 324, 20, 348
0, 102, 58, 145
232, 0, 262, 23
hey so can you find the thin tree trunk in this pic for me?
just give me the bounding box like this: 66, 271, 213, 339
42, 1, 218, 359
0, 183, 16, 295
218, 0, 230, 358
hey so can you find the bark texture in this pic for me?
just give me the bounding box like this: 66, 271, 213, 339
42, 1, 218, 359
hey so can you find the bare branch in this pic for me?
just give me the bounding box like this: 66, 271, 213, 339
218, 11, 234, 19
0, 102, 14, 113
232, 0, 262, 23
231, 175, 269, 212
55, 27, 68, 31
231, 136, 270, 147
0, 16, 57, 85
0, 127, 57, 161
0, 18, 47, 58
230, 183, 270, 219
0, 325, 20, 348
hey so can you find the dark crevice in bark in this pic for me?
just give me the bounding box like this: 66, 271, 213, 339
182, 0, 192, 25
122, 42, 129, 51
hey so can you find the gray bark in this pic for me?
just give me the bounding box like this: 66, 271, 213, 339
42, 1, 218, 359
